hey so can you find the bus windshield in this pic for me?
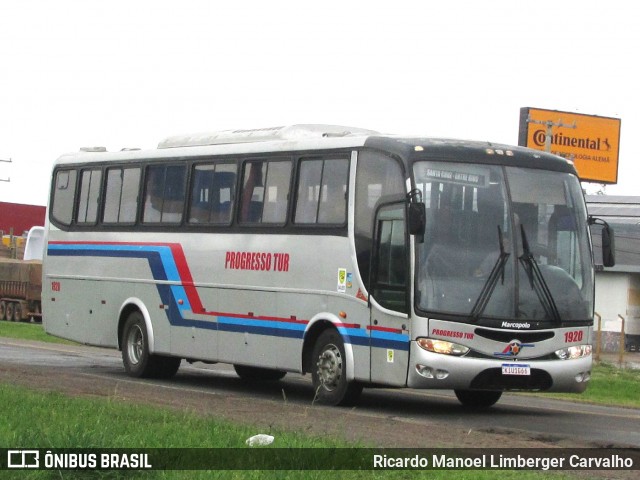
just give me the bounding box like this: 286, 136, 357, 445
414, 161, 593, 323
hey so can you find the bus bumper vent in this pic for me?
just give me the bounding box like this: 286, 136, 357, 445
469, 368, 552, 391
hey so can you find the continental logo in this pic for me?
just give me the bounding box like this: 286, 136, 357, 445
519, 107, 621, 183
532, 130, 611, 153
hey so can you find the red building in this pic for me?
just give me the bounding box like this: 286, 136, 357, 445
0, 202, 46, 235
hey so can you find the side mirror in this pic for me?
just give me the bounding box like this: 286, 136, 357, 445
408, 203, 426, 236
589, 216, 616, 268
602, 224, 615, 267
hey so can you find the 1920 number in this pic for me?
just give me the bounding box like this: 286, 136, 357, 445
564, 330, 583, 343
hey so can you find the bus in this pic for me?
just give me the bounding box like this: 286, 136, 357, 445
42, 124, 615, 407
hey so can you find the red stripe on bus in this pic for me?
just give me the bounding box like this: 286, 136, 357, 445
367, 325, 404, 334
167, 243, 205, 314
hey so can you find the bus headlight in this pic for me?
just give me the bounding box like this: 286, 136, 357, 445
555, 344, 592, 360
417, 338, 469, 356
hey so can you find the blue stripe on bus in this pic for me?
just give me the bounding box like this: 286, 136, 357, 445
370, 331, 411, 350
48, 244, 194, 315
218, 316, 307, 332
338, 326, 410, 351
219, 322, 305, 339
48, 245, 191, 325
47, 243, 410, 351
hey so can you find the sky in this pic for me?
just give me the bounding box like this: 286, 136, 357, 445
0, 0, 638, 206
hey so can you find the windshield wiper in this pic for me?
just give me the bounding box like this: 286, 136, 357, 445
469, 226, 510, 322
518, 225, 561, 323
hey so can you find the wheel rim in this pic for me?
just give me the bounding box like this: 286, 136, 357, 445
126, 324, 144, 365
316, 343, 343, 391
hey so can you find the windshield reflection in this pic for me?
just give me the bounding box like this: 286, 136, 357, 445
414, 161, 593, 322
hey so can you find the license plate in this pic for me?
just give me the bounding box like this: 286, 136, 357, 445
502, 364, 531, 376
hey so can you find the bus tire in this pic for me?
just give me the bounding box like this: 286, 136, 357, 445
152, 355, 181, 379
311, 329, 362, 406
454, 389, 502, 408
121, 311, 180, 379
233, 365, 286, 381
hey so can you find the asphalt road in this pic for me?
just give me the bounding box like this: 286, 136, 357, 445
1, 337, 639, 449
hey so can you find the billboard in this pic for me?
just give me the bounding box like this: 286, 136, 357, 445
518, 107, 621, 184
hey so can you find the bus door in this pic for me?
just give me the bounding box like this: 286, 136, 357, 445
369, 202, 410, 386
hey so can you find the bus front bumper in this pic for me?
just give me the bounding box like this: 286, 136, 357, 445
406, 341, 592, 393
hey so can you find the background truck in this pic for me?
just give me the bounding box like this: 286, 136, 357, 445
0, 258, 42, 322
0, 227, 44, 322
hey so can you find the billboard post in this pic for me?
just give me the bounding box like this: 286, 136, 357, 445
526, 117, 576, 153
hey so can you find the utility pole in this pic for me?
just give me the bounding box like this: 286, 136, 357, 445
0, 158, 11, 182
526, 117, 576, 153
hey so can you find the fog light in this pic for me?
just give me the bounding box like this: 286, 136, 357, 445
416, 365, 450, 380
575, 371, 591, 383
416, 364, 434, 378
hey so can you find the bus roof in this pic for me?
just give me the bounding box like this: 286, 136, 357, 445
55, 124, 576, 175
157, 124, 379, 149
56, 125, 376, 166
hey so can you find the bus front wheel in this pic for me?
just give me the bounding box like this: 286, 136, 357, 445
311, 329, 362, 406
121, 311, 180, 379
454, 389, 502, 408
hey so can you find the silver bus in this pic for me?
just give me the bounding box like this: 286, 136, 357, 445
43, 124, 614, 407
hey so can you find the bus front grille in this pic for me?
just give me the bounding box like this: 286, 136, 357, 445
469, 368, 553, 391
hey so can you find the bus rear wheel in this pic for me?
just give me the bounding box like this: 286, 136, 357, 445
121, 311, 180, 379
454, 389, 502, 408
311, 329, 362, 406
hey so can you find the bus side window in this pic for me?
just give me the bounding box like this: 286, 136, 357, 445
239, 159, 291, 224
294, 158, 348, 225
104, 167, 141, 224
295, 160, 323, 223
143, 165, 187, 224
77, 169, 102, 225
372, 206, 408, 313
354, 152, 405, 290
51, 169, 77, 226
189, 163, 237, 224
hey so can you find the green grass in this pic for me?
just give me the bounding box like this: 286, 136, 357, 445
539, 361, 640, 408
0, 321, 78, 345
0, 384, 578, 480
